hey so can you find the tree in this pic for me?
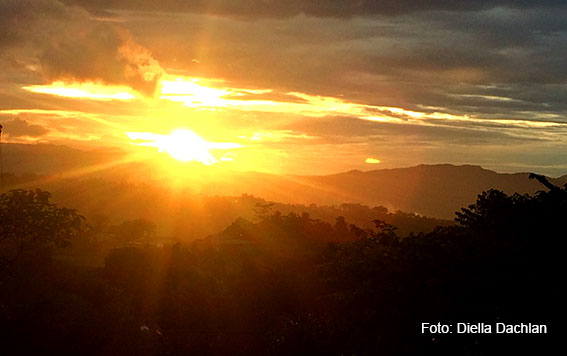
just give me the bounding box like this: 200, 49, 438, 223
0, 189, 85, 267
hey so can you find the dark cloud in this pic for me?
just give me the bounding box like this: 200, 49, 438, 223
61, 0, 566, 18
124, 8, 567, 121
40, 24, 163, 95
0, 0, 163, 95
0, 117, 49, 137
0, 0, 69, 49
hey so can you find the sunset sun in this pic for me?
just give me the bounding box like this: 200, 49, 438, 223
156, 129, 216, 164
126, 129, 240, 165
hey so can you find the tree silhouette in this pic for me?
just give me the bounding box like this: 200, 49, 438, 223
0, 189, 85, 268
529, 172, 561, 192
1, 178, 563, 355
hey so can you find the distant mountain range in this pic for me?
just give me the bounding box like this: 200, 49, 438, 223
282, 165, 567, 218
198, 164, 565, 219
3, 143, 566, 219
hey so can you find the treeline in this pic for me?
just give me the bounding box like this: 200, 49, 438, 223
6, 173, 449, 241
0, 180, 563, 355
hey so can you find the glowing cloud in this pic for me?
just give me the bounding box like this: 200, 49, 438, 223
160, 78, 230, 107
22, 82, 137, 101
366, 158, 381, 164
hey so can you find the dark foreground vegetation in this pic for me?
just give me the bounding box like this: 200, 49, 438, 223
0, 177, 563, 355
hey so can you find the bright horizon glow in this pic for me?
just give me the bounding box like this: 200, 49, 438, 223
13, 76, 566, 176
3, 4, 566, 179
126, 129, 241, 165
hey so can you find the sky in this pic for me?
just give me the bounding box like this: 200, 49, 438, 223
0, 0, 566, 176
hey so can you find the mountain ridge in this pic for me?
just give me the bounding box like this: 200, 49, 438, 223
288, 164, 566, 218
2, 143, 566, 219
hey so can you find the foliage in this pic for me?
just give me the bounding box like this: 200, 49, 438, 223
1, 182, 563, 355
0, 189, 85, 260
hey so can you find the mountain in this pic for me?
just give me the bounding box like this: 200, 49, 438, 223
203, 164, 565, 219
0, 143, 125, 176
2, 143, 565, 219
295, 165, 567, 218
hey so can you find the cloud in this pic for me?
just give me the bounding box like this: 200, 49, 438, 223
223, 90, 310, 104
0, 0, 163, 95
283, 115, 562, 147
61, 0, 566, 18
0, 0, 68, 49
0, 117, 49, 137
118, 6, 567, 122
40, 25, 163, 95
4, 1, 565, 118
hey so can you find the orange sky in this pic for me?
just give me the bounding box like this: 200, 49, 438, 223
0, 0, 566, 176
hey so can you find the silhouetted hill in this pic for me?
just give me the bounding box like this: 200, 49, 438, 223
217, 164, 565, 218
2, 143, 565, 219
294, 164, 567, 218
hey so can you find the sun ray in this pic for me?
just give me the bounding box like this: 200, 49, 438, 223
6, 152, 145, 191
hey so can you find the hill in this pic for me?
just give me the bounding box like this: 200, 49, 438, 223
294, 164, 567, 218
2, 143, 565, 219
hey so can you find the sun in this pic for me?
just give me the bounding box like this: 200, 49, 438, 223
158, 129, 218, 164
126, 129, 240, 165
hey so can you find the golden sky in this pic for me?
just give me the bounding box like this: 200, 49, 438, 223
0, 0, 566, 176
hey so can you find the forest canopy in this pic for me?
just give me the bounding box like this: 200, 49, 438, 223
0, 179, 563, 355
